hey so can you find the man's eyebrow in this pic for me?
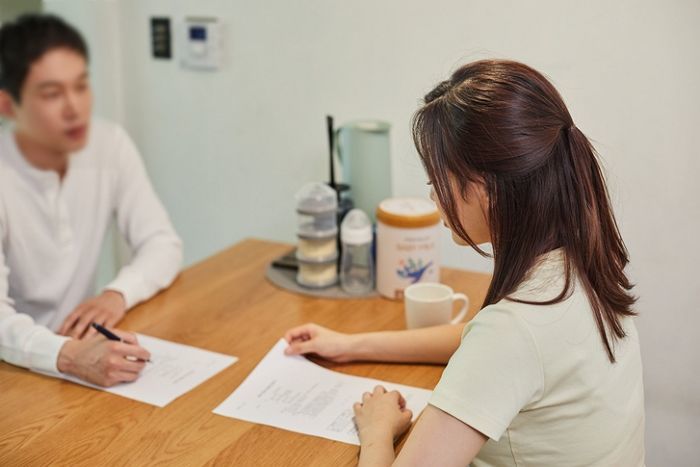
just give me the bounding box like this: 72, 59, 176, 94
35, 72, 89, 90
36, 81, 62, 90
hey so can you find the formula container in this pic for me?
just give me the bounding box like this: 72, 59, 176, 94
296, 255, 339, 288
295, 182, 338, 288
376, 198, 440, 300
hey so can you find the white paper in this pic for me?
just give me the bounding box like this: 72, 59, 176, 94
213, 339, 433, 445
37, 334, 237, 407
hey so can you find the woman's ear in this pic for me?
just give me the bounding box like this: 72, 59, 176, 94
0, 90, 16, 119
476, 181, 489, 210
471, 178, 490, 226
467, 175, 488, 207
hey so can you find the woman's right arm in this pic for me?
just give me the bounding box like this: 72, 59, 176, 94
284, 322, 466, 364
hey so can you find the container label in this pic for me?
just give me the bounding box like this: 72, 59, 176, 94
396, 257, 434, 284
376, 223, 440, 300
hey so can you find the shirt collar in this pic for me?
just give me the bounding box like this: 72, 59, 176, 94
2, 127, 70, 192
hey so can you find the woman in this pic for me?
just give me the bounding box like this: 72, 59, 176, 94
285, 60, 644, 466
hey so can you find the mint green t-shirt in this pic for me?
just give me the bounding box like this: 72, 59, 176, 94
429, 250, 645, 466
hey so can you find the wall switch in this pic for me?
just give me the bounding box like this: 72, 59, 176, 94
150, 17, 172, 59
181, 17, 222, 71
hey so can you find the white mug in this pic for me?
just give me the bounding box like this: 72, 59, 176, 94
404, 282, 470, 329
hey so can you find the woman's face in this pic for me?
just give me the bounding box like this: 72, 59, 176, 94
430, 177, 491, 246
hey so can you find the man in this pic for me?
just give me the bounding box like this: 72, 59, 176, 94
0, 15, 182, 386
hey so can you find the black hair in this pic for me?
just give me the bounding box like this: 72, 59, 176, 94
0, 13, 88, 102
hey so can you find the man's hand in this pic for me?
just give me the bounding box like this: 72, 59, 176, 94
58, 290, 127, 339
56, 329, 151, 387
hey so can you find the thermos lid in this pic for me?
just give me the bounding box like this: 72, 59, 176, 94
376, 198, 440, 228
341, 209, 372, 245
341, 120, 391, 133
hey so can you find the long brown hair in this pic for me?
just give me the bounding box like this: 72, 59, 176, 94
413, 60, 636, 362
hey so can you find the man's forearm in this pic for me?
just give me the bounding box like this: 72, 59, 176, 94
0, 308, 70, 373
105, 235, 182, 309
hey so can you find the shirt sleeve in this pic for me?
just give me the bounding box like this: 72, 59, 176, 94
104, 126, 183, 309
0, 204, 70, 374
429, 304, 544, 441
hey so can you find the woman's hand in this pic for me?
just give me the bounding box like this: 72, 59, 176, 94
354, 385, 413, 445
283, 323, 357, 362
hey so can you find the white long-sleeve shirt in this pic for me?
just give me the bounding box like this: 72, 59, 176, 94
0, 118, 182, 374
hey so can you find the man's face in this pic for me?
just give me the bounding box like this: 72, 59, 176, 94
10, 47, 92, 154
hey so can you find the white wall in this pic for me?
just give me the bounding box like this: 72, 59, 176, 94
0, 0, 41, 22
47, 1, 700, 464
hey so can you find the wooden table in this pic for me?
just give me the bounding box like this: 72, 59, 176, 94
0, 239, 490, 466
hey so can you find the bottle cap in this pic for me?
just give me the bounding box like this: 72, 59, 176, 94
341, 209, 372, 245
376, 198, 440, 228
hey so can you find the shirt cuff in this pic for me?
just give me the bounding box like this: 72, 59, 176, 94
104, 269, 146, 310
27, 330, 71, 375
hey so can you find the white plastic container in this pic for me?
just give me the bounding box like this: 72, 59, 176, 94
295, 182, 338, 288
295, 182, 338, 246
296, 254, 339, 288
376, 198, 440, 300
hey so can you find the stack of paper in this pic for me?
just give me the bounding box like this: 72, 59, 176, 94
213, 339, 432, 445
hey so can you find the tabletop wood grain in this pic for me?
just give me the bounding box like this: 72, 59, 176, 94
0, 238, 491, 466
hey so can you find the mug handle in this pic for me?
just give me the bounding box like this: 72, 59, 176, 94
450, 293, 470, 324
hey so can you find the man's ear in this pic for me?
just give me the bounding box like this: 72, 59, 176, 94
0, 89, 16, 120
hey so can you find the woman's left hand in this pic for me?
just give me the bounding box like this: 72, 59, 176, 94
353, 385, 413, 444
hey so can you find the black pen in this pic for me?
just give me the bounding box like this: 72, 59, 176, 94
91, 322, 152, 363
